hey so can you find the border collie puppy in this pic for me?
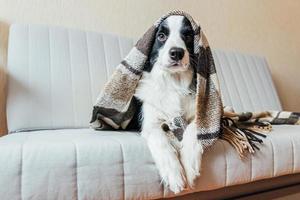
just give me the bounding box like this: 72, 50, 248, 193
134, 16, 203, 193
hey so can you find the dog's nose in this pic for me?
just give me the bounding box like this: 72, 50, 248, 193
169, 47, 184, 61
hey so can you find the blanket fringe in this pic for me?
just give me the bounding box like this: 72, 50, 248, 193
221, 117, 270, 158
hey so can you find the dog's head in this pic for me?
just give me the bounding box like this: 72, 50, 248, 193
147, 15, 195, 73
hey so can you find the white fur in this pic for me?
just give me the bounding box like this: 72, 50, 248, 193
134, 16, 203, 193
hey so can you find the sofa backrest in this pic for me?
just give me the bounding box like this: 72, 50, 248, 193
6, 24, 282, 132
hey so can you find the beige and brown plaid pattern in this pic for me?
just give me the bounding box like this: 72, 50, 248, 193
90, 10, 299, 157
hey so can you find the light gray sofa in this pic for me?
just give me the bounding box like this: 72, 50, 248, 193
1, 24, 300, 200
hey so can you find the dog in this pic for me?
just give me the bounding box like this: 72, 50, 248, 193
134, 15, 203, 193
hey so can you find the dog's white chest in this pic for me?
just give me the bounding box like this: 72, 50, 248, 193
135, 71, 195, 122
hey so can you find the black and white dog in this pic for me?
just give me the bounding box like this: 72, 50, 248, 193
134, 16, 203, 193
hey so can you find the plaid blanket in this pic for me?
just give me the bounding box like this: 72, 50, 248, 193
90, 10, 299, 157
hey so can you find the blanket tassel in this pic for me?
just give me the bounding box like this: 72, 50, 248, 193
221, 117, 269, 158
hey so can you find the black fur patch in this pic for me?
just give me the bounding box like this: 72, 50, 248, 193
181, 17, 197, 80
144, 19, 170, 72
180, 17, 195, 54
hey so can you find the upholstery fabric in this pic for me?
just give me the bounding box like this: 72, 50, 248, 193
6, 24, 281, 133
0, 126, 299, 199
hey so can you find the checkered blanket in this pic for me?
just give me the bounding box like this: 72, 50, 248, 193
90, 10, 299, 157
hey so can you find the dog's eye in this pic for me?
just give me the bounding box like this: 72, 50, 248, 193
157, 33, 167, 42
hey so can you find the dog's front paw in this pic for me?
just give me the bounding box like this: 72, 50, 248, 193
160, 163, 187, 194
157, 152, 187, 194
180, 121, 203, 188
180, 141, 203, 188
167, 166, 187, 194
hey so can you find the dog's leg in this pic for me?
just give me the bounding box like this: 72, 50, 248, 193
143, 128, 187, 193
141, 106, 187, 193
180, 120, 203, 188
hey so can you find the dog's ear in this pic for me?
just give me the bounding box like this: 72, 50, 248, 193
198, 46, 216, 79
143, 59, 153, 72
197, 46, 208, 79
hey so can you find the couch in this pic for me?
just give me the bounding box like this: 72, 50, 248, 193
1, 24, 299, 200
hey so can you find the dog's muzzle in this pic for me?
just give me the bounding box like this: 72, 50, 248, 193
169, 47, 184, 61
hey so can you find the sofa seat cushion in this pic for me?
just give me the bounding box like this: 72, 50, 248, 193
0, 126, 299, 199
